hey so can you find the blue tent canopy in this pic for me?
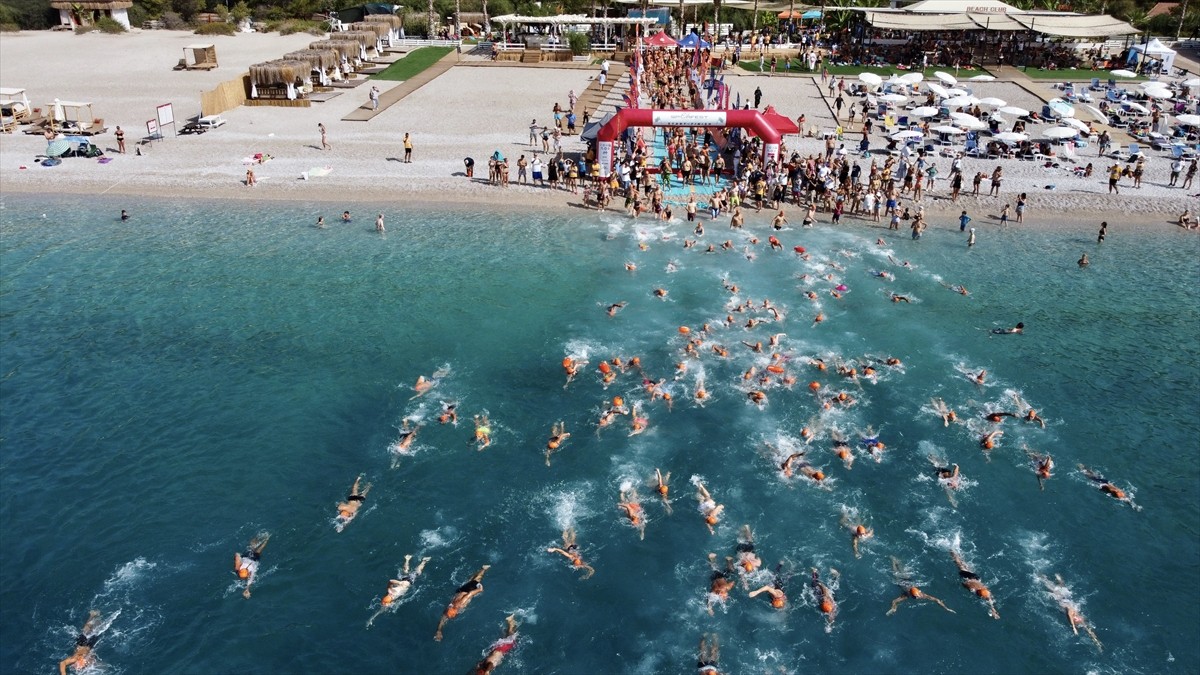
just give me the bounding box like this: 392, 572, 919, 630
801, 10, 822, 19
676, 33, 710, 49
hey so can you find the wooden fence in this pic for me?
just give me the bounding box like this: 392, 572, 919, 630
200, 75, 249, 117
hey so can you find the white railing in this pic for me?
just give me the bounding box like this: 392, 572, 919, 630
392, 38, 462, 48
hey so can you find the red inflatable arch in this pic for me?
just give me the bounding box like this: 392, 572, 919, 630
595, 108, 782, 178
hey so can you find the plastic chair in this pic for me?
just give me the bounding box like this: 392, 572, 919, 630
1127, 142, 1141, 160
1089, 77, 1102, 91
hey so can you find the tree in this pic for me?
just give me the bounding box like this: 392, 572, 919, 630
427, 0, 434, 37
454, 0, 460, 37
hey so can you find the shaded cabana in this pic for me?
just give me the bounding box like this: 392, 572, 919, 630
309, 39, 365, 71
349, 22, 391, 52
362, 14, 402, 45
249, 60, 310, 100
50, 0, 132, 28
339, 30, 381, 60
179, 44, 218, 71
284, 49, 343, 85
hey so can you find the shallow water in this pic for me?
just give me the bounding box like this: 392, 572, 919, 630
1, 195, 1197, 674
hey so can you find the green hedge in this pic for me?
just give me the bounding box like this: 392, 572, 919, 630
194, 21, 236, 35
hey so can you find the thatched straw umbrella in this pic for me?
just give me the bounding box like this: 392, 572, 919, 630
363, 14, 401, 29
248, 59, 310, 99
284, 49, 341, 84
339, 30, 380, 59
309, 39, 365, 71
349, 21, 390, 38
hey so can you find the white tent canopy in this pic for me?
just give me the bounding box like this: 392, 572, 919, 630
857, 6, 1137, 36
1128, 38, 1176, 74
904, 0, 1023, 13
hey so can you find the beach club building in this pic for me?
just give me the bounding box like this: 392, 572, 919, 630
50, 0, 133, 29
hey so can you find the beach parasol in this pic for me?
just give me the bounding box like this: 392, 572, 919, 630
52, 99, 65, 123
1142, 87, 1172, 99
933, 125, 966, 135
977, 97, 1006, 107
891, 130, 924, 140
879, 93, 908, 103
944, 96, 977, 107
934, 71, 957, 85
1123, 101, 1150, 114
1110, 69, 1137, 78
45, 138, 71, 157
1061, 118, 1090, 132
946, 88, 969, 97
968, 74, 996, 82
1043, 127, 1078, 139
927, 82, 950, 98
1185, 78, 1200, 87
900, 72, 924, 84
857, 72, 883, 87
955, 117, 986, 130
1048, 99, 1075, 118
1081, 104, 1108, 122
950, 111, 982, 125
994, 131, 1028, 143
998, 105, 1029, 117
884, 76, 909, 89
1176, 113, 1200, 126
911, 106, 939, 118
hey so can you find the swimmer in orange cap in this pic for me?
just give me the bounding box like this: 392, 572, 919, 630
831, 429, 855, 469
950, 550, 999, 619
544, 421, 571, 466
618, 488, 647, 540
696, 633, 721, 674
1025, 447, 1054, 490
368, 554, 431, 627
886, 557, 954, 616
437, 401, 458, 425
696, 481, 724, 535
434, 565, 491, 641
706, 553, 737, 615
930, 398, 957, 427
733, 525, 762, 579
629, 405, 650, 436
1078, 465, 1133, 505
473, 415, 492, 449
562, 357, 585, 388
335, 475, 372, 530
1037, 573, 1102, 652
780, 451, 805, 478
749, 563, 788, 610
653, 468, 672, 514
473, 614, 519, 675
1011, 393, 1046, 428
840, 512, 874, 558
983, 410, 1017, 423
412, 374, 437, 399
979, 430, 1003, 454
811, 568, 839, 626
233, 533, 270, 599
59, 611, 104, 675
546, 528, 595, 579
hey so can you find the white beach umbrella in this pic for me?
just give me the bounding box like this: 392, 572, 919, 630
946, 88, 969, 97
858, 72, 883, 86
956, 118, 987, 130
1185, 78, 1200, 87
944, 96, 977, 107
933, 125, 966, 134
927, 82, 950, 98
1123, 101, 1150, 114
900, 72, 924, 84
891, 130, 924, 140
1061, 117, 1090, 132
1081, 104, 1108, 122
1142, 87, 1173, 99
911, 106, 939, 118
1110, 69, 1137, 78
994, 131, 1028, 143
879, 93, 908, 103
998, 105, 1029, 117
977, 97, 1006, 107
968, 74, 996, 82
1175, 113, 1200, 126
884, 76, 908, 88
934, 71, 957, 85
52, 98, 64, 122
1043, 127, 1078, 139
950, 111, 982, 125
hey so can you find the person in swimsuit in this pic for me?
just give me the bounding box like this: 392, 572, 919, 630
59, 611, 103, 675
1078, 253, 1089, 267
886, 557, 954, 616
368, 554, 432, 627
890, 293, 911, 303
392, 421, 419, 453
706, 553, 737, 615
748, 563, 789, 610
696, 633, 721, 674
606, 301, 627, 317
929, 457, 962, 507
618, 488, 647, 540
473, 614, 519, 675
950, 549, 999, 619
992, 322, 1024, 335
412, 374, 437, 398
695, 482, 725, 535
931, 398, 958, 426
733, 525, 762, 578
653, 468, 672, 514
437, 401, 458, 425
233, 533, 271, 598
1078, 465, 1132, 505
983, 411, 1017, 423
1037, 574, 1103, 652
1025, 447, 1054, 490
840, 512, 874, 558
979, 430, 1003, 454
562, 357, 585, 388
335, 475, 372, 529
434, 565, 491, 641
544, 421, 571, 466
546, 528, 595, 579
811, 568, 839, 626
473, 415, 492, 449
1010, 393, 1046, 428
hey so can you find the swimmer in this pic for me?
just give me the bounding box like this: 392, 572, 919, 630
706, 553, 737, 615
624, 261, 637, 271
618, 488, 647, 539
859, 426, 886, 461
931, 398, 958, 426
886, 557, 954, 616
368, 554, 431, 627
811, 568, 839, 626
747, 390, 767, 406
979, 430, 1003, 454
1078, 464, 1133, 505
597, 396, 629, 430
772, 210, 788, 230
734, 525, 762, 577
1025, 446, 1054, 490
1037, 574, 1103, 652
606, 301, 627, 316
544, 421, 571, 466
393, 420, 419, 453
810, 357, 827, 371
434, 565, 491, 641
473, 415, 492, 449
473, 614, 519, 675
929, 457, 962, 507
780, 451, 806, 478
831, 429, 855, 469
120, 209, 129, 221
839, 511, 874, 558
871, 269, 894, 281
653, 468, 672, 514
696, 633, 721, 673
597, 360, 616, 386
950, 549, 1000, 619
748, 563, 788, 610
1011, 393, 1046, 428
983, 411, 1017, 423
696, 481, 725, 535
654, 287, 669, 298
991, 322, 1024, 335
437, 401, 458, 425
562, 357, 586, 388
412, 374, 437, 399
59, 611, 103, 675
335, 475, 372, 529
890, 293, 911, 303
546, 528, 595, 579
768, 235, 783, 251
233, 533, 271, 598
1078, 252, 1089, 267
940, 281, 969, 295
629, 405, 650, 436
341, 211, 351, 222
693, 381, 709, 405
316, 216, 326, 228
969, 369, 987, 385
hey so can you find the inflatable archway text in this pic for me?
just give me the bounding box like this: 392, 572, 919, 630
595, 109, 782, 178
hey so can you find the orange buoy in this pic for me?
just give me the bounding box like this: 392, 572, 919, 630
598, 361, 611, 374
809, 381, 821, 391
679, 326, 690, 334
767, 365, 785, 374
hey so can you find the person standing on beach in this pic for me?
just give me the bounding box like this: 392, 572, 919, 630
403, 133, 413, 163
245, 166, 255, 187
369, 86, 380, 110
1015, 193, 1026, 223
988, 166, 1002, 196
517, 155, 528, 184
999, 204, 1010, 226
114, 126, 125, 154
1169, 157, 1182, 187
1107, 164, 1121, 194
529, 119, 539, 147
318, 123, 330, 151
1182, 158, 1197, 189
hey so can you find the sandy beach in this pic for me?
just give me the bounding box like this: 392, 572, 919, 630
0, 30, 1195, 227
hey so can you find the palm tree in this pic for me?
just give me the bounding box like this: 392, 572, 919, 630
713, 0, 721, 36
428, 0, 435, 38
752, 0, 760, 32
455, 0, 461, 37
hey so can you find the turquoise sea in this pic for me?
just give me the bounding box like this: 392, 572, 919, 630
1, 194, 1197, 674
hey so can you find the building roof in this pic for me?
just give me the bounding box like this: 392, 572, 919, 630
1147, 3, 1179, 17
50, 1, 133, 9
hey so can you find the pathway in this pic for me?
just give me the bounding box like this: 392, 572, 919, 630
341, 49, 460, 122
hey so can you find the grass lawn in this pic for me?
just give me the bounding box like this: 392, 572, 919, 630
1013, 67, 1148, 82
372, 47, 455, 81
737, 60, 990, 79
